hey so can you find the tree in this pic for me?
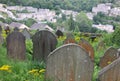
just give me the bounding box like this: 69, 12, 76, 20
68, 14, 75, 31
76, 11, 92, 32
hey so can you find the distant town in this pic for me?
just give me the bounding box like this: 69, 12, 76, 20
0, 3, 120, 32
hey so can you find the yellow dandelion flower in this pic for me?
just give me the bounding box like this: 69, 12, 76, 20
39, 69, 45, 73
28, 69, 38, 74
75, 36, 80, 42
0, 65, 11, 71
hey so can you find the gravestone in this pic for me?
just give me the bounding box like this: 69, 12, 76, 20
46, 44, 94, 81
79, 38, 94, 61
32, 30, 57, 62
6, 28, 26, 60
0, 26, 3, 44
99, 47, 119, 68
55, 30, 63, 38
64, 33, 76, 44
22, 28, 31, 39
97, 41, 106, 51
98, 57, 120, 81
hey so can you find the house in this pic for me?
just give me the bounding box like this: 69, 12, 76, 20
92, 24, 114, 33
9, 22, 30, 30
109, 7, 120, 16
92, 3, 111, 15
30, 23, 54, 32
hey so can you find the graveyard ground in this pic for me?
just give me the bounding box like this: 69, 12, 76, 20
0, 31, 118, 81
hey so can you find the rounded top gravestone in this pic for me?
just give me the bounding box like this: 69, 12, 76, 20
79, 38, 94, 61
98, 57, 120, 81
99, 47, 119, 68
6, 28, 26, 60
32, 30, 57, 62
46, 44, 94, 81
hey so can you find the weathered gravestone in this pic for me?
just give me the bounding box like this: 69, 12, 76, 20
32, 30, 57, 62
46, 44, 94, 81
99, 47, 119, 68
0, 26, 4, 44
55, 30, 63, 38
64, 33, 76, 44
6, 27, 26, 60
98, 57, 120, 81
97, 41, 106, 51
78, 38, 94, 61
22, 28, 31, 39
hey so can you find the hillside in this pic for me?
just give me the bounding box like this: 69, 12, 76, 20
0, 0, 120, 12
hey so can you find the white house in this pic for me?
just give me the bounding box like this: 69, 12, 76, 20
92, 3, 111, 15
92, 24, 114, 33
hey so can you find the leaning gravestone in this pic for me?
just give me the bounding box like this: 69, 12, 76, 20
64, 33, 76, 44
99, 47, 119, 68
46, 44, 94, 81
78, 38, 94, 61
32, 30, 57, 62
22, 28, 31, 39
6, 27, 26, 60
98, 57, 120, 81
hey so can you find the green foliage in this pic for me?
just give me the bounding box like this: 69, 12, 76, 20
26, 40, 33, 60
112, 27, 120, 47
103, 33, 113, 46
0, 0, 105, 12
76, 11, 93, 32
68, 14, 75, 31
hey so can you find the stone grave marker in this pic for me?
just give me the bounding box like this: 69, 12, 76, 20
97, 41, 106, 51
46, 44, 94, 81
98, 57, 120, 81
78, 38, 94, 61
6, 28, 26, 60
64, 33, 76, 44
32, 30, 57, 62
55, 30, 63, 38
99, 47, 119, 68
0, 26, 4, 44
22, 28, 31, 39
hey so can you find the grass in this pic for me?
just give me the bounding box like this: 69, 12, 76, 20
0, 41, 45, 81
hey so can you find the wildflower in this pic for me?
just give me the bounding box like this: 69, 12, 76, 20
58, 36, 66, 41
39, 69, 45, 73
75, 36, 80, 42
28, 69, 38, 74
0, 65, 11, 72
